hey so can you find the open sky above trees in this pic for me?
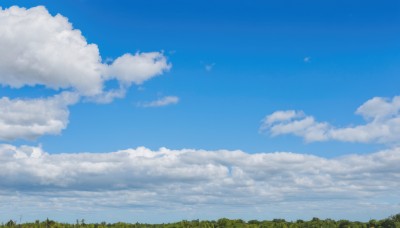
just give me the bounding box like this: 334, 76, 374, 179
0, 0, 400, 223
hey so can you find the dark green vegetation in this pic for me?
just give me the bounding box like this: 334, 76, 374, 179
2, 214, 400, 228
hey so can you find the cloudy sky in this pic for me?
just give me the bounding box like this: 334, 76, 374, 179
1, 0, 400, 223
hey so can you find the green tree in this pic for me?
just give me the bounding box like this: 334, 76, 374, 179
5, 220, 15, 227
380, 219, 396, 228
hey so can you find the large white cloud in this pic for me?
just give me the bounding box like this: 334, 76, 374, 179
0, 92, 78, 141
0, 5, 172, 141
1, 145, 400, 221
261, 95, 400, 144
0, 6, 171, 97
0, 6, 103, 96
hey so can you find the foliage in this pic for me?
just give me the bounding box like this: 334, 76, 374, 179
1, 213, 400, 228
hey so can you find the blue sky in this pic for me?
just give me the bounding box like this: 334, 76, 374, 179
2, 0, 400, 155
0, 0, 400, 223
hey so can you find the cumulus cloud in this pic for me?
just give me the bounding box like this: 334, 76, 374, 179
0, 92, 78, 141
0, 5, 172, 140
1, 145, 400, 221
261, 96, 400, 144
139, 96, 179, 107
261, 110, 330, 142
0, 6, 171, 98
107, 53, 171, 85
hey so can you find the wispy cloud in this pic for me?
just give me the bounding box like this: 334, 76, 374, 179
261, 95, 400, 145
304, 57, 311, 63
139, 96, 179, 108
205, 63, 215, 72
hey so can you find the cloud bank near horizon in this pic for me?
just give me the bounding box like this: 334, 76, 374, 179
261, 96, 400, 145
1, 144, 399, 221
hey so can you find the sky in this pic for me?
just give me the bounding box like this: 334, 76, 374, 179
0, 0, 400, 223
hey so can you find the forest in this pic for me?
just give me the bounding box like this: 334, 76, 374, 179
1, 213, 400, 228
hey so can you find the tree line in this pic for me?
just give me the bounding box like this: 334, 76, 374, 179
1, 213, 400, 228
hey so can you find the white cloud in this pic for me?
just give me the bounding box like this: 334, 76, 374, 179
0, 6, 103, 96
0, 92, 79, 141
261, 95, 400, 144
107, 53, 171, 85
261, 110, 304, 127
1, 145, 400, 221
85, 84, 128, 104
0, 6, 171, 98
139, 96, 179, 107
261, 111, 330, 142
0, 5, 173, 140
